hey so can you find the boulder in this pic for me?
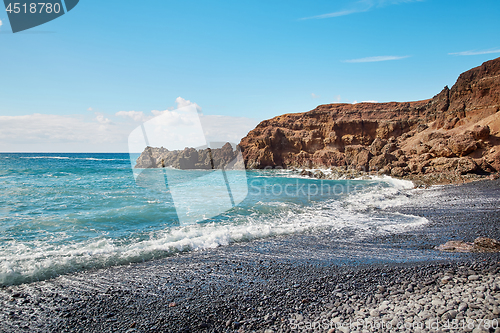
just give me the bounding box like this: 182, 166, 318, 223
369, 153, 398, 171
345, 145, 373, 171
455, 157, 478, 175
416, 124, 428, 132
447, 133, 477, 156
345, 145, 365, 164
421, 131, 447, 143
419, 153, 434, 161
436, 240, 474, 252
312, 150, 345, 167
416, 144, 430, 155
393, 149, 405, 158
392, 160, 407, 168
369, 137, 387, 155
487, 150, 500, 172
472, 124, 490, 140
407, 161, 419, 173
391, 167, 405, 177
381, 142, 398, 154
135, 147, 158, 168
437, 237, 500, 253
430, 157, 456, 172
474, 237, 500, 252
429, 140, 454, 158
352, 150, 372, 171
443, 117, 459, 130
417, 160, 431, 173
476, 158, 495, 173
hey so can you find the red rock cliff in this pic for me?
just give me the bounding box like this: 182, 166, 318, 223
239, 57, 500, 181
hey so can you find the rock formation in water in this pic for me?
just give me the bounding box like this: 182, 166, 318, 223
135, 142, 243, 170
239, 57, 500, 183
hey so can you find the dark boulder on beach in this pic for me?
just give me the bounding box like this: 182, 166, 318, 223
437, 237, 500, 253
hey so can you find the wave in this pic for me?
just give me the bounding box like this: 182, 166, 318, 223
20, 156, 70, 160
19, 156, 127, 161
0, 176, 427, 286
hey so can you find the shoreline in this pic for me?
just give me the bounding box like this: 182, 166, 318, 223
286, 165, 500, 187
1, 179, 500, 332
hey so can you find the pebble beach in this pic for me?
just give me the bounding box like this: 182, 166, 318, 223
1, 179, 499, 333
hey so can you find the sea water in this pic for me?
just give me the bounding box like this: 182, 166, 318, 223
0, 153, 427, 286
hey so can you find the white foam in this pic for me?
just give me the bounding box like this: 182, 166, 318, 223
367, 175, 414, 190
285, 168, 416, 187
19, 156, 126, 161
343, 179, 414, 210
0, 194, 427, 286
0, 174, 428, 286
21, 156, 70, 160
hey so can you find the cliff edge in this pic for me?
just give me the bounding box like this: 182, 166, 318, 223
239, 57, 500, 183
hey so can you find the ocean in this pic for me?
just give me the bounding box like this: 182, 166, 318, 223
0, 153, 428, 286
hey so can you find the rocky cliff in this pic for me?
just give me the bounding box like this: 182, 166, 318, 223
135, 142, 243, 170
239, 57, 500, 183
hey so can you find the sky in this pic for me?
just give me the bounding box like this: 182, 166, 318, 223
0, 0, 500, 152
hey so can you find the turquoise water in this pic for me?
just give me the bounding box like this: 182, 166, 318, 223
0, 153, 426, 286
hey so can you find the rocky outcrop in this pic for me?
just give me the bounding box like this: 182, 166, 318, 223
239, 57, 500, 183
437, 237, 500, 253
135, 142, 242, 170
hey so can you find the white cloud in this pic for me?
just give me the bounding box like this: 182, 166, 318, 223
151, 109, 198, 127
168, 98, 258, 145
116, 110, 148, 122
343, 55, 410, 63
352, 100, 379, 104
129, 105, 206, 152
95, 114, 111, 125
175, 96, 201, 112
353, 100, 380, 104
0, 97, 259, 152
127, 107, 258, 152
0, 113, 133, 152
448, 49, 500, 56
300, 9, 363, 20
144, 96, 203, 119
311, 93, 320, 99
151, 109, 166, 117
87, 107, 93, 111
116, 96, 201, 123
95, 113, 112, 132
300, 0, 422, 20
0, 19, 3, 27
127, 110, 258, 152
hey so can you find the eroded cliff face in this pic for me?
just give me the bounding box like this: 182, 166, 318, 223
239, 57, 500, 182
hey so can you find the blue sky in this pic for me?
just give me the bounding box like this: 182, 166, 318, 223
0, 0, 499, 152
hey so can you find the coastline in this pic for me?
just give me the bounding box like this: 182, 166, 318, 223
288, 165, 500, 187
1, 179, 500, 332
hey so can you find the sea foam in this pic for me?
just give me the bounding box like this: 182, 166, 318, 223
0, 154, 428, 286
